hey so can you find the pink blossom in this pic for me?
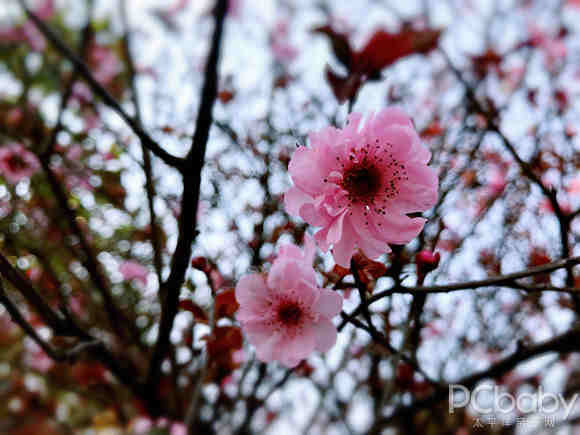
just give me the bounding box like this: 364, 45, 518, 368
0, 22, 45, 51
119, 260, 149, 286
529, 25, 566, 69
90, 45, 121, 85
35, 0, 55, 20
566, 177, 580, 195
23, 340, 54, 373
284, 108, 438, 267
271, 20, 298, 64
0, 143, 40, 183
235, 237, 343, 367
72, 82, 93, 103
228, 0, 242, 18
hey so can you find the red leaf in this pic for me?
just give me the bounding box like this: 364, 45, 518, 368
356, 28, 441, 76
357, 30, 413, 75
529, 248, 551, 284
218, 89, 235, 104
313, 25, 354, 69
72, 362, 108, 386
331, 264, 351, 280
471, 49, 503, 78
179, 299, 209, 324
215, 287, 239, 319
206, 326, 243, 358
420, 121, 444, 138
325, 67, 361, 103
352, 252, 387, 286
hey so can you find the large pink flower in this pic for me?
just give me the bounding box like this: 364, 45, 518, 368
0, 143, 40, 183
285, 108, 438, 267
235, 238, 342, 367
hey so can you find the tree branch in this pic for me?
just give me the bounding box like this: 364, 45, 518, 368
144, 0, 228, 410
377, 327, 580, 428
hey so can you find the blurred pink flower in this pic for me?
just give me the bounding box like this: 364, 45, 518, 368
0, 22, 45, 51
271, 20, 297, 64
0, 143, 40, 183
90, 44, 121, 85
35, 0, 55, 20
235, 237, 342, 367
24, 340, 54, 373
566, 177, 580, 195
529, 25, 566, 69
119, 260, 149, 286
285, 108, 438, 266
228, 0, 242, 18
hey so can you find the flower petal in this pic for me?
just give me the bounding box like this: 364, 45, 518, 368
235, 273, 269, 306
314, 289, 343, 318
314, 318, 338, 352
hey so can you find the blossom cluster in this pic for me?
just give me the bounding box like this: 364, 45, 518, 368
235, 107, 438, 367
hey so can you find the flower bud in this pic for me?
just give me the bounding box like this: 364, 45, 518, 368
416, 250, 441, 276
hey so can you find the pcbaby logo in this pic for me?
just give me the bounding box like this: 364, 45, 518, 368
449, 384, 578, 419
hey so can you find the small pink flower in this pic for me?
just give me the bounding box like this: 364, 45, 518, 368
235, 237, 342, 367
119, 261, 149, 286
228, 0, 242, 18
35, 0, 55, 20
284, 108, 438, 267
529, 24, 566, 69
24, 340, 54, 373
566, 176, 580, 195
0, 143, 40, 183
90, 45, 121, 85
271, 20, 298, 64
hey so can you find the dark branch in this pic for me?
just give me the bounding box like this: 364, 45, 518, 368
145, 0, 228, 409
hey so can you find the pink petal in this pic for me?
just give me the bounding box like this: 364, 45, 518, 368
279, 321, 316, 367
284, 186, 312, 216
373, 212, 426, 245
268, 257, 316, 291
394, 164, 438, 213
367, 107, 413, 131
331, 216, 357, 267
314, 318, 338, 352
235, 273, 269, 306
314, 289, 343, 318
288, 146, 325, 196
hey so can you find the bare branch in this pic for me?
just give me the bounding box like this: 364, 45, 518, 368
145, 0, 228, 410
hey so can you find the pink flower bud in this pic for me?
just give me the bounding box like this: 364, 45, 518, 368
416, 250, 441, 275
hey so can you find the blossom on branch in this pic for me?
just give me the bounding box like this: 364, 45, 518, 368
0, 143, 40, 183
119, 260, 149, 286
285, 108, 438, 267
235, 237, 342, 367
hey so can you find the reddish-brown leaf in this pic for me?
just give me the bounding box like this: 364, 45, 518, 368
529, 248, 551, 284
206, 326, 243, 358
218, 89, 235, 104
420, 121, 444, 138
471, 49, 503, 78
325, 67, 361, 103
356, 30, 413, 75
179, 299, 209, 324
356, 29, 441, 76
215, 287, 239, 319
313, 25, 354, 69
352, 252, 387, 286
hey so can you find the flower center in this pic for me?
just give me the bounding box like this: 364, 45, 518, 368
277, 302, 303, 326
342, 165, 381, 203
7, 155, 28, 172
